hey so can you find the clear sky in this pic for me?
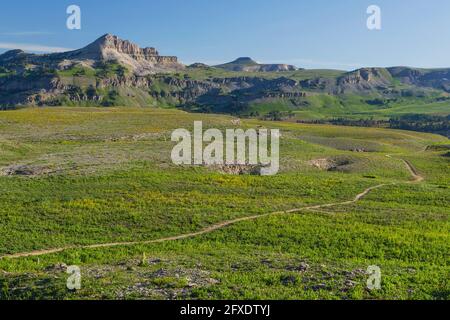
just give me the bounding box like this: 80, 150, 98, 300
1, 0, 450, 70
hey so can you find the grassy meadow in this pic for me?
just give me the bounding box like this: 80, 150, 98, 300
0, 107, 448, 300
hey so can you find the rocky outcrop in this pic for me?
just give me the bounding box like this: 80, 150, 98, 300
300, 77, 336, 92
0, 65, 310, 108
58, 34, 184, 75
387, 67, 424, 84
0, 34, 184, 77
388, 66, 450, 92
257, 64, 297, 72
297, 68, 395, 94
336, 68, 393, 93
216, 57, 298, 72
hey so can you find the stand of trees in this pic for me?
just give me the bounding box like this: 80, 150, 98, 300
389, 114, 450, 137
297, 118, 387, 128
297, 114, 450, 137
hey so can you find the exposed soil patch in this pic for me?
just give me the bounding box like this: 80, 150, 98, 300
308, 159, 335, 171
210, 164, 262, 175
152, 268, 220, 288
105, 132, 168, 142
349, 148, 369, 153
0, 164, 55, 177
308, 157, 354, 172
116, 267, 219, 299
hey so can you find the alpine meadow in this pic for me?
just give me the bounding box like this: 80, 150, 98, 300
0, 1, 448, 304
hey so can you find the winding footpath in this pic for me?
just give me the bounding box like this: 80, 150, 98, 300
0, 157, 424, 260
402, 159, 424, 183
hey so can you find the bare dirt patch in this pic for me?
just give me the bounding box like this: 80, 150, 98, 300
0, 164, 56, 177
115, 267, 220, 299
308, 157, 354, 172
210, 164, 262, 175
105, 132, 168, 142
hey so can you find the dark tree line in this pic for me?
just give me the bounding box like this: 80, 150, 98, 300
389, 114, 450, 137
296, 114, 450, 137
297, 118, 387, 128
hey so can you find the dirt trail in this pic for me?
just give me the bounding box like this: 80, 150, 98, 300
386, 155, 424, 183
0, 159, 424, 260
402, 159, 424, 183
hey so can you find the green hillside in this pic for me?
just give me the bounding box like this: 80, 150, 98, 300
0, 107, 448, 300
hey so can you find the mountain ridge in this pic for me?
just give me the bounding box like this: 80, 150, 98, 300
215, 57, 298, 72
0, 34, 184, 76
1, 34, 450, 124
58, 34, 184, 75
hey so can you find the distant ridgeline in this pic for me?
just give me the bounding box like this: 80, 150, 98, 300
0, 34, 449, 136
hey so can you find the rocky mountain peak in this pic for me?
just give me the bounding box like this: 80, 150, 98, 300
60, 34, 184, 75
76, 34, 159, 61
92, 34, 159, 57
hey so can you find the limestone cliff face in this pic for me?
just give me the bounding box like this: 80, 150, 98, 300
388, 66, 450, 92
60, 34, 184, 75
296, 68, 394, 94
0, 34, 186, 106
78, 34, 170, 62
0, 34, 184, 76
335, 68, 393, 93
0, 70, 309, 108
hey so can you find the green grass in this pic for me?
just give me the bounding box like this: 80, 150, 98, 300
286, 95, 450, 121
57, 65, 97, 78
56, 62, 129, 79
0, 107, 448, 300
237, 93, 450, 122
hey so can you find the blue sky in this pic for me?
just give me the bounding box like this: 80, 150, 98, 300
1, 0, 450, 70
